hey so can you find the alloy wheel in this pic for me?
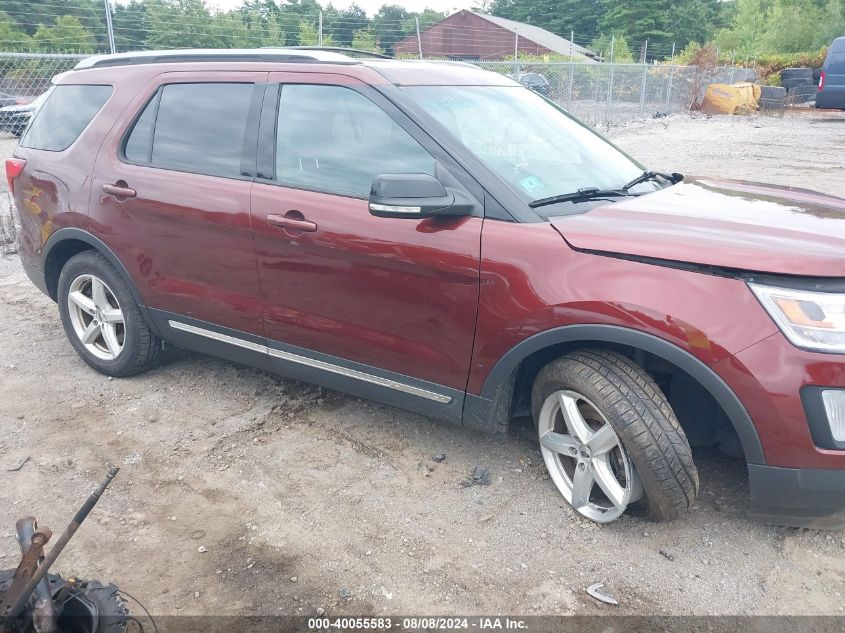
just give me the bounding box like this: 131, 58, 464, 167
66, 274, 126, 361
538, 389, 644, 522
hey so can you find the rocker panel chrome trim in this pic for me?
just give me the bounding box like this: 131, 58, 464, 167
168, 320, 267, 354
167, 319, 452, 404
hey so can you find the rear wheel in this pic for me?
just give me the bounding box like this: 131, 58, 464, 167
532, 350, 699, 523
58, 251, 162, 377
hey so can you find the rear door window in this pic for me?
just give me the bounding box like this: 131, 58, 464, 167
21, 85, 112, 151
123, 82, 255, 178
273, 84, 435, 198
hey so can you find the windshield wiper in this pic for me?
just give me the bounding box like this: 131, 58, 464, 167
622, 170, 683, 191
529, 171, 684, 210
529, 187, 630, 209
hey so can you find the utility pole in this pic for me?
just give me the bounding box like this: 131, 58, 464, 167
666, 42, 676, 112
639, 40, 648, 117
318, 11, 323, 46
415, 17, 423, 60
103, 0, 115, 54
513, 29, 519, 78
567, 29, 574, 111
606, 35, 615, 128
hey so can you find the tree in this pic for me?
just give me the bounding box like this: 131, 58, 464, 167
489, 0, 604, 39
298, 19, 319, 45
351, 25, 382, 53
112, 0, 148, 52
600, 0, 672, 52
589, 33, 634, 62
143, 0, 221, 49
670, 0, 724, 51
373, 4, 412, 52
0, 11, 31, 49
323, 3, 368, 46
714, 0, 845, 56
32, 15, 97, 52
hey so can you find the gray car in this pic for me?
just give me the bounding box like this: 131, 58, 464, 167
0, 92, 47, 137
816, 36, 845, 110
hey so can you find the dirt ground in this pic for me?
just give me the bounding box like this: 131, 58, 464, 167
1, 110, 845, 618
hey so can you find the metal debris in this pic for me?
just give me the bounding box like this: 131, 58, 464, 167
460, 466, 491, 487
659, 549, 675, 561
338, 587, 352, 600
586, 582, 619, 606
433, 454, 446, 463
6, 455, 30, 472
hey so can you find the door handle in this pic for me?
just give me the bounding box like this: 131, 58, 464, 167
102, 183, 136, 199
266, 213, 317, 233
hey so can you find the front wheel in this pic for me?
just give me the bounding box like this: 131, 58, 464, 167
532, 349, 699, 523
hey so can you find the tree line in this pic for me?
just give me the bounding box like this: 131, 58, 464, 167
491, 0, 845, 60
0, 0, 447, 54
0, 0, 843, 58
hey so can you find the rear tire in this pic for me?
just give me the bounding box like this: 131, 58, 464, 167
57, 250, 162, 377
532, 349, 699, 522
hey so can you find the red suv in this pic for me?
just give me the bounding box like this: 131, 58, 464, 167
7, 49, 845, 528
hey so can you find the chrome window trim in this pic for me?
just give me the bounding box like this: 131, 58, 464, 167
167, 319, 452, 404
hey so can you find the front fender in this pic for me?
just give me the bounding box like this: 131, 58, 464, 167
469, 323, 765, 465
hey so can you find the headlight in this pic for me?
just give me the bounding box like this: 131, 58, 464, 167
749, 283, 845, 353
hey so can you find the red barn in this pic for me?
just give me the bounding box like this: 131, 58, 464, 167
393, 10, 597, 61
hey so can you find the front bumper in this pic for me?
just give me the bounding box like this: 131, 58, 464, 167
749, 464, 845, 529
716, 332, 845, 527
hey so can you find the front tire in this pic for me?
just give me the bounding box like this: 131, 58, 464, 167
531, 349, 699, 523
58, 250, 161, 377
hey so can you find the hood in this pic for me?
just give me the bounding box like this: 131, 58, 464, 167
550, 178, 845, 277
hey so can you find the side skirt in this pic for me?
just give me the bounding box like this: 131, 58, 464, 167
148, 309, 465, 425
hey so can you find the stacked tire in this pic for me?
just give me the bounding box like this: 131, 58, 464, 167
780, 67, 818, 104
759, 85, 787, 110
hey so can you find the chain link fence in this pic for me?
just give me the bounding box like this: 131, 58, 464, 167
475, 61, 759, 127
0, 53, 85, 253
0, 51, 761, 253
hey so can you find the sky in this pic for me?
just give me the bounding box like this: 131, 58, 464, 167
201, 0, 473, 17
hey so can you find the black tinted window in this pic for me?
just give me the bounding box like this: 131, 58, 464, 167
275, 85, 435, 197
21, 85, 111, 151
125, 83, 254, 178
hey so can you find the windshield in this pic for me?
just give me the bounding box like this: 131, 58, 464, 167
403, 85, 647, 215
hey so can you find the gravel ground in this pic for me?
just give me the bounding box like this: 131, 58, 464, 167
1, 110, 845, 618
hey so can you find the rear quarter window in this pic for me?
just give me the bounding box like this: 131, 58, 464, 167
20, 84, 112, 151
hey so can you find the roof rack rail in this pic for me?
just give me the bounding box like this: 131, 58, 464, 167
74, 48, 359, 70
276, 46, 392, 60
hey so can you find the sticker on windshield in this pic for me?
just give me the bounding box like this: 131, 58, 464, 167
519, 175, 544, 194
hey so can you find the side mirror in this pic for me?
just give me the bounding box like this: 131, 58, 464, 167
369, 174, 463, 219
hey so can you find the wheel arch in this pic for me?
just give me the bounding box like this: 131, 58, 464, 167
471, 324, 765, 464
42, 228, 157, 333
